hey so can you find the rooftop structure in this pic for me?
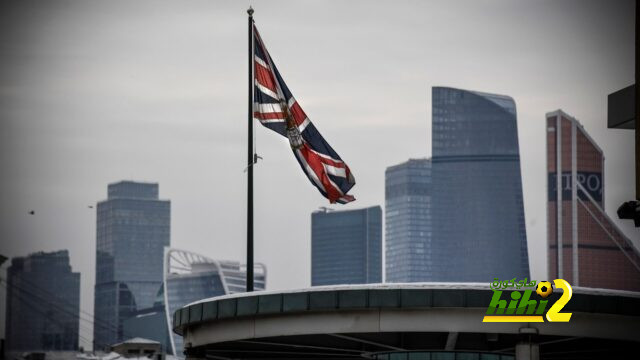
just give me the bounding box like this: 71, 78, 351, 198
173, 283, 640, 359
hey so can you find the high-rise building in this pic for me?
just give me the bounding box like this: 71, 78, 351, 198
94, 181, 170, 350
124, 248, 266, 357
431, 87, 529, 281
311, 206, 382, 286
547, 110, 640, 291
5, 250, 80, 352
385, 159, 432, 282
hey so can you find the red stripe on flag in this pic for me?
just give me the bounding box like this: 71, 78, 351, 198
254, 111, 284, 120
308, 148, 346, 169
255, 62, 277, 93
299, 145, 343, 203
289, 101, 308, 127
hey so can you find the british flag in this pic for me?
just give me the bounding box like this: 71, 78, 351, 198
252, 24, 356, 204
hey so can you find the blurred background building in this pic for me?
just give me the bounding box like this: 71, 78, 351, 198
311, 207, 382, 286
385, 159, 432, 282
93, 181, 171, 350
4, 250, 80, 353
123, 248, 266, 357
430, 87, 530, 281
547, 110, 640, 291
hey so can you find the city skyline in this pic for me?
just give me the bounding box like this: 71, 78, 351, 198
0, 0, 637, 350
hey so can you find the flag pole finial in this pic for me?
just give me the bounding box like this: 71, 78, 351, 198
247, 6, 254, 16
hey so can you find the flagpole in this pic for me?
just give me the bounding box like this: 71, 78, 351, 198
246, 6, 255, 292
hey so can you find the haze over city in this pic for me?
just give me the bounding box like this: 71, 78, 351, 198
0, 0, 637, 351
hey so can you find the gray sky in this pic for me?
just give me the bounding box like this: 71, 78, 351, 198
0, 0, 637, 350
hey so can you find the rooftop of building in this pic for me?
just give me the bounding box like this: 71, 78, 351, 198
546, 109, 605, 156
112, 337, 161, 347
106, 180, 161, 200
433, 86, 516, 116
312, 205, 382, 215
173, 283, 640, 359
385, 158, 432, 173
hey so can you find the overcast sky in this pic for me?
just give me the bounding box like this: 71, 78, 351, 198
0, 0, 637, 350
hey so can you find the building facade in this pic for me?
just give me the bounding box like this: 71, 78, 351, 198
311, 206, 382, 286
124, 248, 266, 357
385, 158, 432, 282
431, 87, 529, 282
547, 110, 640, 291
163, 248, 266, 356
5, 250, 80, 352
94, 181, 171, 350
122, 305, 170, 354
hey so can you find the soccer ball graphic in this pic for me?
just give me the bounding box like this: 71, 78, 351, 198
536, 281, 553, 298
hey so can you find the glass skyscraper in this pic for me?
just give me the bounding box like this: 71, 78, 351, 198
385, 159, 432, 282
311, 206, 382, 286
5, 250, 80, 352
94, 181, 170, 350
431, 87, 529, 281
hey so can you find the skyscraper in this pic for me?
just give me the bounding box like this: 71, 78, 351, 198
311, 206, 382, 286
547, 110, 640, 291
94, 181, 170, 349
431, 87, 529, 281
385, 158, 432, 282
123, 248, 266, 357
5, 250, 80, 352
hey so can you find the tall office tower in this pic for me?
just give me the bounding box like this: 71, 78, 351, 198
311, 206, 382, 286
123, 248, 266, 356
5, 250, 80, 352
385, 159, 432, 282
547, 110, 640, 291
431, 87, 529, 281
94, 181, 170, 350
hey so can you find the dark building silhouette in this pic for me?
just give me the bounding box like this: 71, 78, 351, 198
5, 250, 80, 352
547, 110, 640, 291
311, 207, 382, 286
431, 87, 529, 281
385, 158, 433, 282
93, 181, 170, 349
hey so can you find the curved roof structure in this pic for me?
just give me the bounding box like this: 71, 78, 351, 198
173, 284, 640, 359
162, 248, 266, 356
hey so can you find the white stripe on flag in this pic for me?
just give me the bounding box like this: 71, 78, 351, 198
322, 163, 347, 178
295, 149, 326, 192
326, 176, 346, 195
255, 81, 279, 100
309, 147, 344, 164
254, 102, 281, 113
255, 56, 269, 69
256, 118, 285, 124
298, 118, 310, 133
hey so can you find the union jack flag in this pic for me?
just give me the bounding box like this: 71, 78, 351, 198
252, 24, 356, 204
